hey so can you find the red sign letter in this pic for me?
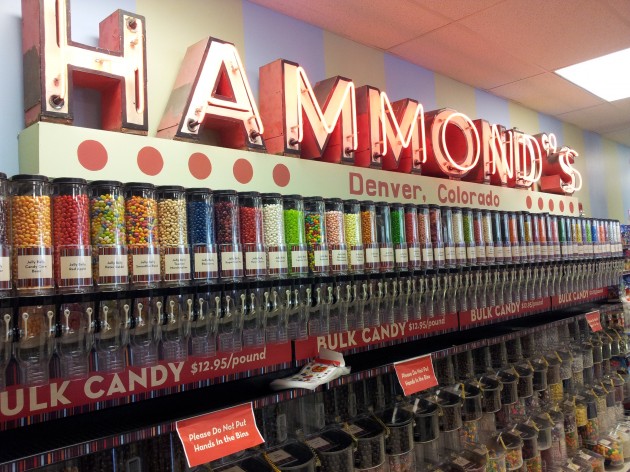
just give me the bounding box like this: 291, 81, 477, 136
259, 60, 357, 163
22, 0, 147, 132
157, 38, 264, 151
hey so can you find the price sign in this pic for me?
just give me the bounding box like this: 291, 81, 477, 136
393, 354, 438, 396
585, 310, 603, 332
176, 403, 264, 467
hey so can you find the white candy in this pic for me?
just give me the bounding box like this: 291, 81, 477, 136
263, 203, 285, 247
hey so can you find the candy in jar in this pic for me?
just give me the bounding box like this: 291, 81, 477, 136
52, 177, 92, 292
11, 174, 53, 294
90, 180, 128, 289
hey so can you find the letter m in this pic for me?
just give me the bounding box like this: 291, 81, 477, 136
259, 60, 357, 164
355, 86, 425, 174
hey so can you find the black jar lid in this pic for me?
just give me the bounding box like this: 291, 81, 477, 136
213, 189, 237, 195
89, 180, 123, 187
11, 174, 49, 182
124, 182, 155, 189
52, 177, 88, 185
185, 187, 210, 194
261, 192, 282, 199
157, 185, 185, 192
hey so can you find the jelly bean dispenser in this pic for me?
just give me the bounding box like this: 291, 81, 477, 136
94, 298, 130, 373
159, 294, 190, 362
15, 304, 56, 385
189, 289, 220, 358
57, 302, 95, 379
128, 297, 159, 367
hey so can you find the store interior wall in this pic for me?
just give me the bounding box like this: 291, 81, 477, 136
1, 0, 629, 220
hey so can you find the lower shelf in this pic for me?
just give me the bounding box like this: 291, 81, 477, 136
0, 299, 616, 471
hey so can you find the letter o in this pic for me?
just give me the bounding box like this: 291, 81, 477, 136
494, 195, 500, 207
448, 189, 456, 203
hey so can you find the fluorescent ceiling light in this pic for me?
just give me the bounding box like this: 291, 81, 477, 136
555, 48, 630, 102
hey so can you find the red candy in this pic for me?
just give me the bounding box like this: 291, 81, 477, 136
53, 194, 90, 246
405, 212, 417, 243
239, 206, 263, 244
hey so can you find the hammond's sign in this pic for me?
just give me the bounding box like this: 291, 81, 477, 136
22, 0, 581, 196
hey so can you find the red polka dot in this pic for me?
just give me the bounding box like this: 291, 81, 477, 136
77, 140, 108, 171
526, 195, 532, 210
188, 152, 212, 180
548, 199, 555, 212
538, 197, 544, 211
569, 202, 574, 214
559, 201, 565, 212
272, 164, 290, 187
137, 146, 163, 176
233, 159, 253, 184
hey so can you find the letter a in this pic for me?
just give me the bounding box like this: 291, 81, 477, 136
157, 37, 264, 151
22, 0, 147, 132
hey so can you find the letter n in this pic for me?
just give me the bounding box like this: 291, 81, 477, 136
157, 37, 264, 151
22, 0, 147, 132
259, 60, 357, 164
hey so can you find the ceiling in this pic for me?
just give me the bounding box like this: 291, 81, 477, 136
250, 0, 630, 146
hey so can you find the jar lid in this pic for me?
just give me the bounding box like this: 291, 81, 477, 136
261, 192, 282, 198
0, 173, 7, 180
375, 201, 390, 207
52, 177, 88, 185
124, 182, 155, 189
303, 196, 323, 202
380, 407, 413, 426
324, 197, 342, 203
156, 185, 185, 194
480, 375, 501, 390
349, 416, 386, 439
360, 200, 375, 206
514, 364, 533, 377
403, 203, 417, 209
213, 189, 237, 195
415, 398, 439, 417
185, 187, 210, 194
89, 180, 123, 187
11, 174, 49, 182
344, 199, 360, 205
283, 194, 303, 200
494, 431, 523, 448
238, 191, 261, 197
512, 423, 537, 440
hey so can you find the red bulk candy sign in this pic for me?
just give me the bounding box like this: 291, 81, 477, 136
176, 403, 264, 467
393, 354, 438, 396
585, 311, 603, 332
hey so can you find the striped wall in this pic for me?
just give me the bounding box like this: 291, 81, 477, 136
1, 0, 628, 221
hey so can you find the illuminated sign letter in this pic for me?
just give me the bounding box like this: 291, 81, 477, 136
539, 143, 582, 195
259, 60, 356, 163
488, 124, 512, 187
355, 86, 425, 174
422, 109, 480, 180
157, 37, 264, 151
506, 129, 542, 189
22, 0, 147, 132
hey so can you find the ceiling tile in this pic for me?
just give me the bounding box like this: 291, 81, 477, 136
460, 0, 630, 70
558, 103, 630, 134
410, 0, 506, 21
603, 0, 630, 26
249, 0, 451, 49
603, 128, 630, 147
489, 72, 604, 115
389, 22, 544, 89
